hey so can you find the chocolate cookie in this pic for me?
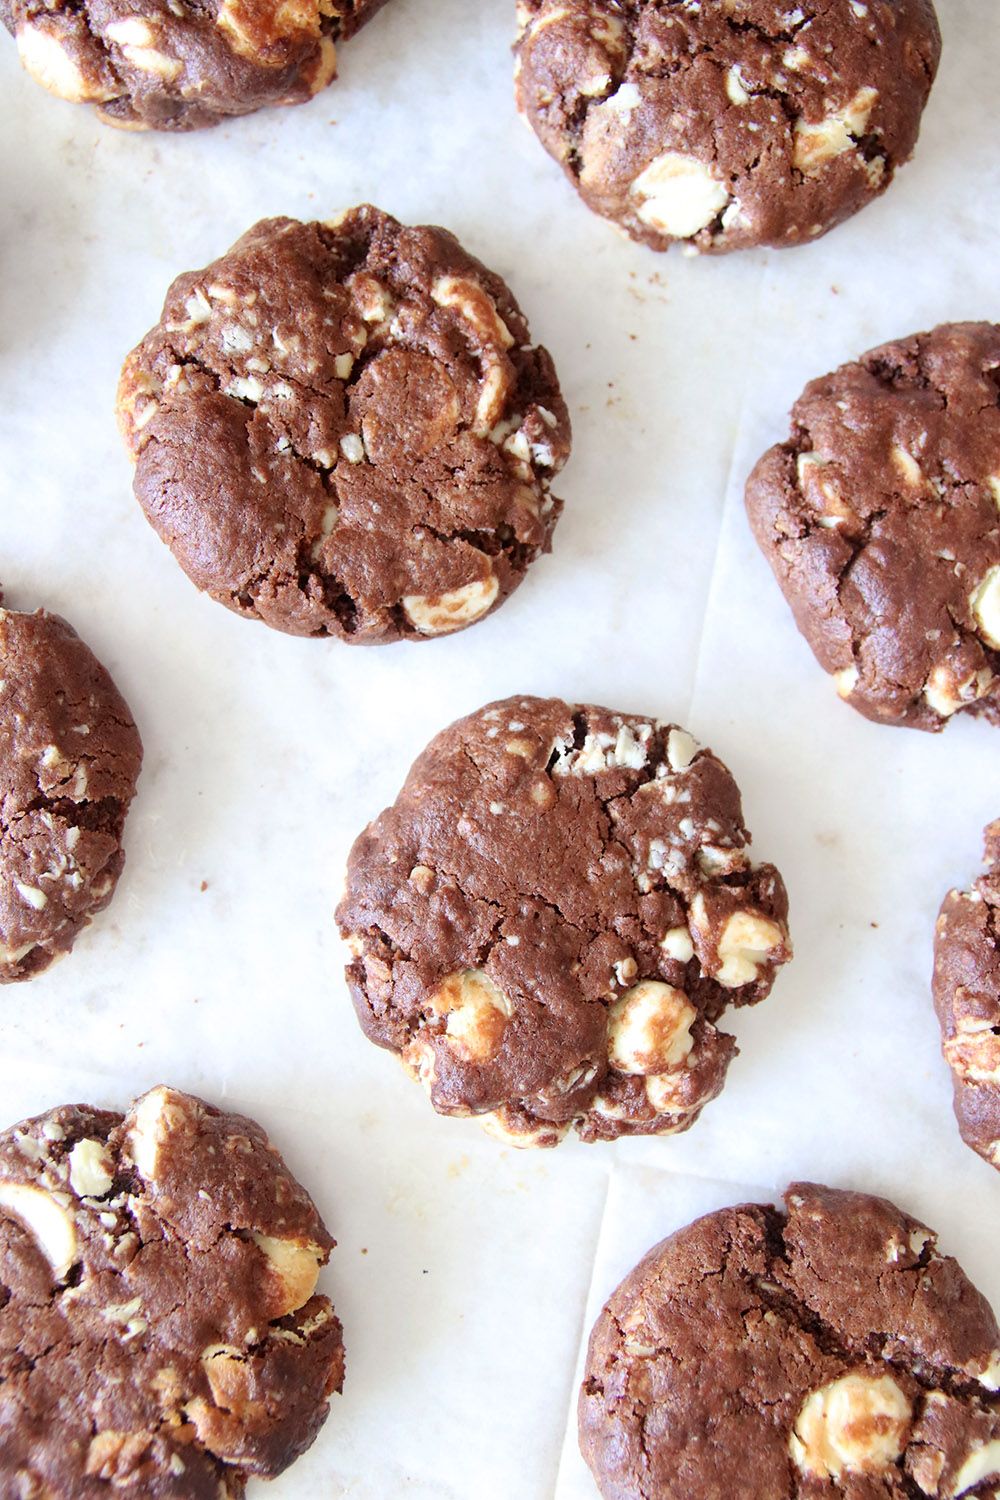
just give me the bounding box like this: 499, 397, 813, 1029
118, 209, 571, 643
933, 822, 1000, 1174
746, 323, 1000, 731
336, 695, 791, 1146
0, 602, 142, 983
2, 0, 387, 130
580, 1182, 1000, 1500
514, 0, 941, 254
0, 1086, 344, 1497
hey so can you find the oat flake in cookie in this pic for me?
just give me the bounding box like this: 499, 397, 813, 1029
580, 1183, 1000, 1500
746, 322, 1000, 731
2, 0, 388, 130
118, 209, 571, 643
0, 602, 141, 983
336, 695, 791, 1147
0, 1086, 345, 1496
514, 0, 941, 254
933, 822, 1000, 1174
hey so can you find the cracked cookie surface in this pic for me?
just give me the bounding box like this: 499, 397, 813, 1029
336, 695, 790, 1147
514, 0, 940, 254
745, 322, 1000, 731
0, 602, 142, 984
933, 821, 1000, 1174
580, 1182, 1000, 1500
2, 0, 388, 130
118, 209, 571, 643
0, 1086, 344, 1498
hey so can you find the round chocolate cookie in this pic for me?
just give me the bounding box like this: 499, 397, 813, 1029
0, 602, 142, 983
514, 0, 940, 254
933, 821, 1000, 1174
118, 209, 571, 643
746, 323, 1000, 731
580, 1182, 1000, 1500
0, 1086, 344, 1497
336, 695, 791, 1147
2, 0, 387, 131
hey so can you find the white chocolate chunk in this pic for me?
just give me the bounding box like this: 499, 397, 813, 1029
252, 1233, 324, 1316
0, 1182, 78, 1280
790, 1372, 912, 1478
105, 17, 181, 79
68, 1138, 114, 1199
428, 969, 512, 1064
630, 153, 730, 238
431, 276, 514, 351
970, 566, 1000, 649
403, 575, 499, 635
478, 1111, 569, 1149
891, 444, 922, 487
126, 1086, 188, 1182
666, 728, 700, 773
924, 664, 994, 718
607, 981, 695, 1076
793, 87, 879, 173
16, 21, 117, 102
951, 1439, 1000, 1497
726, 64, 750, 105
15, 883, 47, 912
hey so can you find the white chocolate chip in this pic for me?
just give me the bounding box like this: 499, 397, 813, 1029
970, 566, 1000, 649
834, 666, 859, 699
711, 908, 786, 988
252, 1232, 324, 1317
607, 981, 695, 1075
339, 433, 365, 464
789, 1372, 912, 1478
68, 1138, 114, 1199
431, 276, 514, 351
891, 444, 923, 487
726, 64, 750, 105
924, 664, 994, 718
660, 926, 695, 963
793, 87, 879, 173
630, 152, 730, 238
478, 1111, 568, 1149
428, 969, 512, 1064
402, 575, 499, 635
0, 1182, 78, 1280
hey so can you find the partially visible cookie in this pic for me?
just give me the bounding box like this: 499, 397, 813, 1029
0, 601, 142, 983
933, 821, 1000, 1173
746, 322, 1000, 730
2, 0, 388, 131
118, 209, 571, 643
336, 695, 791, 1147
580, 1182, 1000, 1500
0, 1086, 345, 1496
514, 0, 941, 254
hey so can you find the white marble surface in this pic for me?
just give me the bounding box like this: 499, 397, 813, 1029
1, 1, 999, 1495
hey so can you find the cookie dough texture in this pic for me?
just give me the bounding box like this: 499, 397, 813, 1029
933, 821, 1000, 1173
580, 1182, 1000, 1500
118, 209, 571, 643
0, 1086, 344, 1497
746, 322, 1000, 731
0, 603, 142, 983
514, 0, 940, 254
2, 0, 388, 130
336, 695, 791, 1147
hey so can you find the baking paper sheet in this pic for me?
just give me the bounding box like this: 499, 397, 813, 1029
1, 1, 998, 1494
